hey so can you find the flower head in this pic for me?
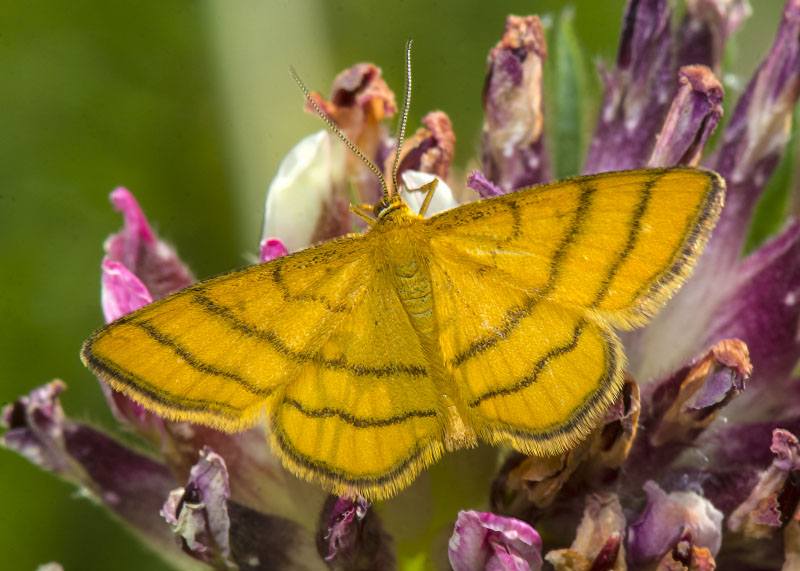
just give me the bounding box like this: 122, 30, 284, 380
4, 1, 800, 569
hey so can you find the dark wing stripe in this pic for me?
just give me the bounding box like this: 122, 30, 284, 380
634, 174, 722, 303
484, 325, 619, 441
450, 181, 597, 368
590, 172, 660, 307
469, 320, 585, 407
450, 295, 538, 367
283, 398, 437, 428
82, 344, 242, 416
502, 198, 523, 243
271, 262, 350, 313
541, 178, 598, 296
130, 320, 274, 396
272, 422, 438, 487
192, 293, 427, 378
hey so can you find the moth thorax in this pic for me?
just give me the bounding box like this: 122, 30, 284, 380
393, 260, 434, 335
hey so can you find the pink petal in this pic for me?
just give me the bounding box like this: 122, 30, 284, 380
108, 187, 156, 269
101, 258, 153, 323
449, 510, 542, 571
105, 187, 193, 300
647, 65, 723, 168
728, 429, 800, 536
259, 238, 288, 263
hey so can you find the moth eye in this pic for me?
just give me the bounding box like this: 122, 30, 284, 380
373, 199, 392, 217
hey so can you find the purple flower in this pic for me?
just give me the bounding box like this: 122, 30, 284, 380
161, 447, 234, 567
4, 1, 800, 568
628, 480, 723, 565
315, 495, 394, 570
106, 186, 194, 301
481, 15, 551, 191
728, 429, 800, 537
545, 493, 627, 570
584, 0, 674, 174
448, 511, 543, 571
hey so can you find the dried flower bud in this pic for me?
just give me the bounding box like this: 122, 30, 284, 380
482, 15, 551, 191
628, 481, 723, 565
703, 0, 800, 272
545, 493, 627, 571
316, 495, 394, 570
308, 63, 396, 205
390, 111, 455, 184
653, 528, 717, 571
493, 377, 640, 513
678, 0, 752, 72
162, 447, 235, 568
648, 65, 724, 168
1, 381, 182, 558
729, 428, 800, 538
702, 223, 800, 420
585, 0, 674, 173
785, 500, 800, 570
646, 339, 750, 447
585, 375, 641, 475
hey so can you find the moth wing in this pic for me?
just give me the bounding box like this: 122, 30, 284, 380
269, 244, 446, 500
426, 255, 623, 454
82, 235, 375, 431
425, 168, 723, 452
427, 168, 724, 329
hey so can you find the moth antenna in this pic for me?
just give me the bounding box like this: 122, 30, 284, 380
392, 39, 413, 198
290, 66, 390, 199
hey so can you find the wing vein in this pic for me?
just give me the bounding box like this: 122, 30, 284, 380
130, 319, 274, 396
192, 292, 427, 377
468, 320, 585, 406
449, 180, 597, 368
283, 397, 437, 428
590, 173, 660, 307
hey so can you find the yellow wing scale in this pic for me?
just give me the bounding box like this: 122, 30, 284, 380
428, 169, 723, 328
82, 167, 724, 500
269, 261, 446, 498
427, 250, 625, 456
83, 235, 374, 430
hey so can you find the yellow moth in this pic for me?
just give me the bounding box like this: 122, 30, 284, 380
81, 44, 724, 500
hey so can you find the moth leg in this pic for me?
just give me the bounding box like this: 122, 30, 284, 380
350, 204, 376, 226
417, 178, 439, 217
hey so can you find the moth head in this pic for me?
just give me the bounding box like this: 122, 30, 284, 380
291, 40, 415, 219
373, 196, 408, 219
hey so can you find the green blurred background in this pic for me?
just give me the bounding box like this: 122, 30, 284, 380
0, 1, 784, 569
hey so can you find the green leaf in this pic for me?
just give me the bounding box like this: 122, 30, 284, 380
551, 7, 588, 179
742, 104, 799, 255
